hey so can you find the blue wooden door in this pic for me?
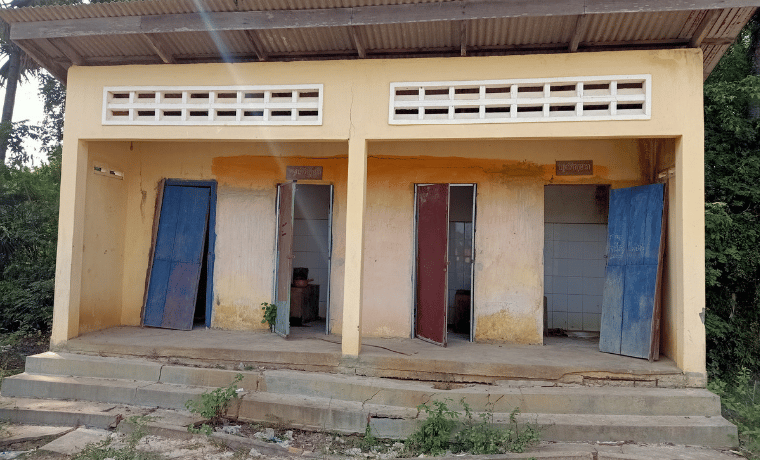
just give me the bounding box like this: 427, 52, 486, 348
144, 184, 211, 330
599, 183, 665, 360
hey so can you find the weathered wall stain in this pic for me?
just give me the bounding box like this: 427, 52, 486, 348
475, 309, 542, 344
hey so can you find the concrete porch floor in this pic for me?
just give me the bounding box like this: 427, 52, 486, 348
57, 326, 688, 387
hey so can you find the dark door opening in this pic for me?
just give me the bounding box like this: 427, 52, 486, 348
275, 183, 334, 337
543, 185, 609, 335
143, 179, 216, 330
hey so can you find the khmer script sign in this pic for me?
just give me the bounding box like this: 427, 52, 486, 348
556, 160, 593, 176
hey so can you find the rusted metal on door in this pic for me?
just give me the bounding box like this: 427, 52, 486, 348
415, 184, 450, 346
275, 182, 296, 338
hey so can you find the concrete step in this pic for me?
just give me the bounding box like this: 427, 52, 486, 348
1, 372, 739, 448
261, 369, 722, 416
1, 373, 207, 410
20, 352, 721, 417
0, 397, 148, 429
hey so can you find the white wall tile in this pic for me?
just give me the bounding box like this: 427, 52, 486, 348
553, 294, 567, 311
544, 223, 553, 241
556, 241, 570, 259
584, 277, 605, 296
584, 295, 603, 314
553, 276, 568, 295
567, 277, 583, 295
568, 294, 583, 313
583, 313, 601, 331
557, 259, 573, 276
552, 311, 567, 329
568, 242, 585, 260
584, 259, 606, 278
567, 312, 583, 330
555, 224, 570, 241
545, 276, 552, 294
569, 225, 586, 242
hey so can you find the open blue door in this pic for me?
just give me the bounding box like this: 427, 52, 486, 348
143, 182, 213, 330
599, 183, 666, 360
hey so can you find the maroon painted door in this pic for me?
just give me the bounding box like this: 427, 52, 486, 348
415, 184, 450, 346
275, 182, 295, 338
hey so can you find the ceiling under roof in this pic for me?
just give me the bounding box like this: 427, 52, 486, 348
0, 0, 757, 84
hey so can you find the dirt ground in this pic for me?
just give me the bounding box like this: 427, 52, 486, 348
0, 332, 50, 381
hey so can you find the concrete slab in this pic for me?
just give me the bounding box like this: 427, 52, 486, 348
159, 365, 262, 392
1, 373, 149, 405
0, 425, 73, 448
261, 369, 721, 416
0, 397, 150, 428
40, 427, 110, 455
60, 326, 685, 386
25, 352, 162, 382
529, 413, 738, 448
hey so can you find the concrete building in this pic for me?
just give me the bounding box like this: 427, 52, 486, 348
2, 0, 757, 387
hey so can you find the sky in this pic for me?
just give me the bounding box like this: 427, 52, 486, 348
1, 76, 46, 166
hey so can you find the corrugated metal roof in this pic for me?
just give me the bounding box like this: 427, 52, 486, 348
0, 0, 754, 83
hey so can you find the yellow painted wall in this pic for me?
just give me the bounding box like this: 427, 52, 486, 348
103, 141, 348, 331
78, 144, 129, 333
65, 49, 702, 143
351, 139, 647, 343
55, 48, 705, 375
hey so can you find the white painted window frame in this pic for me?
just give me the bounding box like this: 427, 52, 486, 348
102, 85, 323, 126
388, 75, 651, 125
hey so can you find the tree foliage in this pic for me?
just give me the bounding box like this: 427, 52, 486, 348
704, 16, 760, 380
0, 73, 63, 332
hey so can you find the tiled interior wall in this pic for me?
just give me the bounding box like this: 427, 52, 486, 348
447, 222, 473, 324
544, 223, 606, 331
544, 185, 608, 332
292, 185, 331, 319
446, 185, 475, 330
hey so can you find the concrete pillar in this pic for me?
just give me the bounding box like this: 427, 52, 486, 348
341, 137, 368, 356
674, 134, 706, 378
51, 139, 89, 347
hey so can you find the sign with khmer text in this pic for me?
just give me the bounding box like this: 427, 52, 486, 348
556, 160, 593, 176
286, 166, 323, 180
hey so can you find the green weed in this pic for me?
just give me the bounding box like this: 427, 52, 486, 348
71, 415, 158, 460
406, 398, 460, 455
710, 368, 760, 458
261, 302, 277, 329
185, 373, 243, 435
405, 398, 540, 456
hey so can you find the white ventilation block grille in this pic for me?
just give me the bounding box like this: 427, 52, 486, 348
103, 85, 323, 126
389, 75, 650, 124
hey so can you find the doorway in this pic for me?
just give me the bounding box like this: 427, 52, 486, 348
543, 184, 608, 333
414, 184, 476, 346
274, 183, 333, 337
143, 179, 216, 330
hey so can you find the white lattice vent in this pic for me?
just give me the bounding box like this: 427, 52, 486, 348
389, 75, 650, 124
103, 85, 323, 126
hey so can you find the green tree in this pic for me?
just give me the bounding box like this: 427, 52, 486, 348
704, 14, 760, 380
0, 0, 41, 164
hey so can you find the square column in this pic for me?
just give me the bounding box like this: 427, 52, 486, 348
51, 138, 89, 346
341, 137, 368, 356
674, 134, 706, 380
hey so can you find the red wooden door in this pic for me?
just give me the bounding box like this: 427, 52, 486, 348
415, 184, 450, 346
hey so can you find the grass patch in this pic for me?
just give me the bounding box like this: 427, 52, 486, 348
72, 415, 159, 460
405, 398, 540, 456
710, 368, 760, 458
